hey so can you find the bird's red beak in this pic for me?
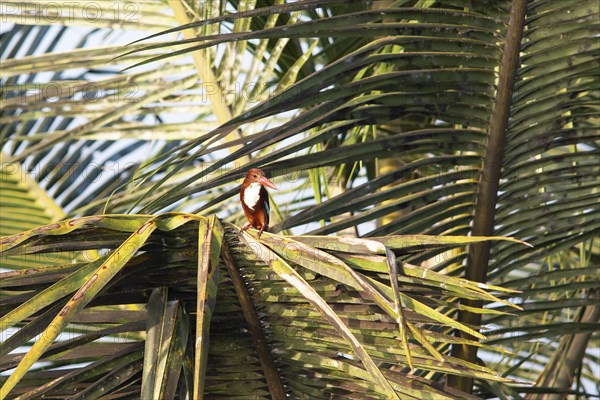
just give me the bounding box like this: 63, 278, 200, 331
259, 176, 278, 190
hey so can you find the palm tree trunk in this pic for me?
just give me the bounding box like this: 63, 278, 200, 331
525, 289, 600, 400
447, 0, 527, 392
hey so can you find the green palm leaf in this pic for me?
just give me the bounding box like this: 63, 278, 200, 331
1, 0, 597, 398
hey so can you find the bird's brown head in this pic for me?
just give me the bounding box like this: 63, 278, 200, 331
244, 168, 278, 190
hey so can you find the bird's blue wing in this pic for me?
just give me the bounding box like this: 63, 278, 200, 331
263, 189, 270, 227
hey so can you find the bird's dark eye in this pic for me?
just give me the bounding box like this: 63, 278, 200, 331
253, 174, 257, 178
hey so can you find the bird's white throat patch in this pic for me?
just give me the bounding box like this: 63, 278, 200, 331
243, 182, 262, 210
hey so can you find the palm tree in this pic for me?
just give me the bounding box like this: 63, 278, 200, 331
1, 1, 598, 399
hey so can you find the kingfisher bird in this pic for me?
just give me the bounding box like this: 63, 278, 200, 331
240, 168, 277, 237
